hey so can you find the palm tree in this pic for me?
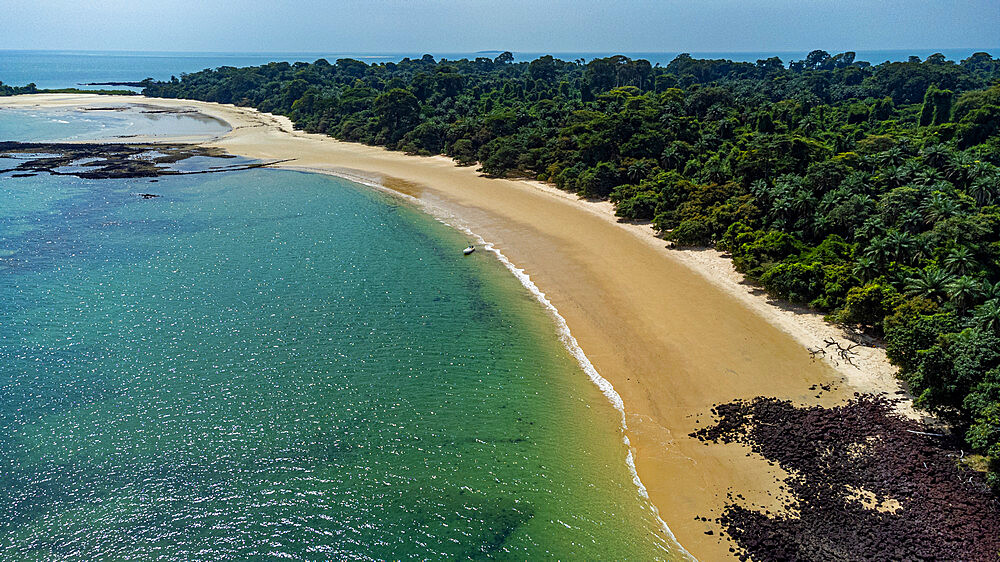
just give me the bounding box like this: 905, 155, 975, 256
789, 190, 816, 219
946, 275, 982, 312
968, 177, 997, 207
920, 144, 953, 169
973, 299, 1000, 332
860, 154, 881, 174
911, 166, 944, 186
852, 256, 880, 282
817, 187, 847, 215
921, 193, 960, 224
864, 237, 892, 265
899, 160, 925, 179
840, 172, 871, 195
849, 193, 875, 210
885, 230, 918, 264
929, 180, 954, 193
910, 238, 930, 265
877, 147, 907, 168
661, 145, 683, 170
885, 166, 912, 188
968, 162, 996, 184
809, 214, 831, 239
904, 268, 955, 302
626, 159, 652, 183
899, 210, 924, 233
749, 178, 770, 202
943, 246, 978, 275
982, 280, 1000, 301
944, 152, 976, 183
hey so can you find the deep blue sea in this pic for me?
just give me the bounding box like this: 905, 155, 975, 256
1, 48, 996, 90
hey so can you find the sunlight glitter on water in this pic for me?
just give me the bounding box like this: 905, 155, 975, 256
0, 164, 684, 559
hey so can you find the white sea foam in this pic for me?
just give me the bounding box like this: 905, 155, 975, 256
314, 168, 697, 561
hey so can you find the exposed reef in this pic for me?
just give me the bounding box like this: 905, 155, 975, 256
0, 142, 290, 179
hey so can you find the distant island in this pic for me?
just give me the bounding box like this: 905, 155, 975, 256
1, 82, 138, 96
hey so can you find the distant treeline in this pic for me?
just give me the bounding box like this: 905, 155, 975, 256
1, 82, 40, 96
132, 49, 1000, 487
0, 82, 137, 96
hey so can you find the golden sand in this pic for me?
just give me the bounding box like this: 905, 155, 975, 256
2, 94, 919, 560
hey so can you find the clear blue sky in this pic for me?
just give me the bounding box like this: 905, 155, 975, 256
4, 0, 998, 53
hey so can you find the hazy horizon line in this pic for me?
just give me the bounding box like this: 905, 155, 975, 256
2, 47, 998, 57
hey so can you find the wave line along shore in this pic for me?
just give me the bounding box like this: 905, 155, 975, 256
1, 93, 919, 561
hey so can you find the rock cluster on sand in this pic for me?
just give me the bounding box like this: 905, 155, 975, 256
693, 395, 1000, 561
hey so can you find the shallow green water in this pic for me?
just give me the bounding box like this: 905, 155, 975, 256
0, 106, 230, 142
0, 166, 681, 559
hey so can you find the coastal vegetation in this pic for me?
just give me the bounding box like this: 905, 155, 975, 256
0, 81, 39, 96
80, 50, 1000, 487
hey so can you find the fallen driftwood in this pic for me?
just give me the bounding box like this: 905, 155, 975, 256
824, 337, 860, 368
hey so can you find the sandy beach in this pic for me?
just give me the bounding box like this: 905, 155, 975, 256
2, 94, 919, 560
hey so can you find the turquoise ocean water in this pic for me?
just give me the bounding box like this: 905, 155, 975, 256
0, 109, 684, 558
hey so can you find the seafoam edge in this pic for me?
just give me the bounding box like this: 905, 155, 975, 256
314, 168, 698, 561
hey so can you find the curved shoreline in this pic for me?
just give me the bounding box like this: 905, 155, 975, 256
314, 168, 694, 558
1, 94, 919, 560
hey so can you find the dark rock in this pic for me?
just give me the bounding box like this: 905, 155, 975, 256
0, 141, 284, 180
692, 395, 1000, 561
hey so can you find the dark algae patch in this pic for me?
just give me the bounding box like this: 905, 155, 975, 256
692, 395, 1000, 561
0, 142, 287, 179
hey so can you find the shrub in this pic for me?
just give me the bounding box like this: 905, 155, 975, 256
837, 283, 900, 331
759, 261, 824, 304
731, 230, 804, 277
666, 218, 713, 246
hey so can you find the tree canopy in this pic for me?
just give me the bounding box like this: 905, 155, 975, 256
135, 50, 1000, 487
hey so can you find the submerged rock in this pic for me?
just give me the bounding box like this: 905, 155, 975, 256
0, 141, 287, 179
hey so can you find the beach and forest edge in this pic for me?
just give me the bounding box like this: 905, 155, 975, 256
3, 5, 1000, 560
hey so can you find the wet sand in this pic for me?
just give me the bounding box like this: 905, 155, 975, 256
1, 94, 917, 560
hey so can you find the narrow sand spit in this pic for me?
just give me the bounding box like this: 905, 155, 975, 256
2, 94, 922, 560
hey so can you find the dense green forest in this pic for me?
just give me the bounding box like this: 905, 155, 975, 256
0, 82, 40, 96
123, 50, 1000, 485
